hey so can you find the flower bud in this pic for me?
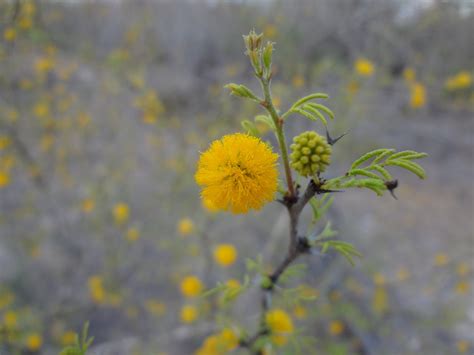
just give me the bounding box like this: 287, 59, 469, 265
262, 41, 274, 72
290, 131, 332, 177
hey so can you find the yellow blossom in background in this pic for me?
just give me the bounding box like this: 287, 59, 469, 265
293, 305, 307, 319
3, 310, 18, 328
0, 136, 11, 150
180, 304, 198, 323
0, 171, 10, 188
396, 267, 410, 282
33, 101, 50, 118
403, 67, 416, 82
88, 275, 106, 304
329, 320, 344, 336
445, 71, 472, 91
18, 16, 33, 30
195, 328, 239, 354
146, 299, 166, 316
372, 286, 389, 315
265, 309, 294, 346
354, 58, 375, 76
126, 227, 140, 242
434, 253, 449, 266
373, 273, 386, 286
3, 27, 16, 42
0, 291, 14, 310
180, 276, 203, 298
113, 202, 129, 225
455, 281, 470, 295
81, 198, 95, 213
410, 82, 426, 108
213, 244, 237, 267
263, 24, 277, 38
456, 262, 470, 277
292, 74, 305, 88
226, 279, 241, 290
195, 133, 279, 214
61, 331, 77, 346
26, 333, 43, 351
35, 56, 55, 75
177, 218, 194, 236
456, 340, 470, 353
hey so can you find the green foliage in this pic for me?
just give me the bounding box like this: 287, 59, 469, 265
323, 148, 427, 195
224, 83, 261, 102
282, 93, 334, 126
59, 322, 94, 355
309, 195, 334, 225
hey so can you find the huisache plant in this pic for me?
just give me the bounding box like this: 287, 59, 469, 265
194, 31, 427, 354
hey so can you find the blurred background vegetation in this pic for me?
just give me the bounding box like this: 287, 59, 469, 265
0, 0, 473, 354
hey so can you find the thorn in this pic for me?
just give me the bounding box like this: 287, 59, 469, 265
326, 129, 349, 145
385, 179, 398, 200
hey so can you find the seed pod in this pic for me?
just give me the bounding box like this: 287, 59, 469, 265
290, 131, 332, 177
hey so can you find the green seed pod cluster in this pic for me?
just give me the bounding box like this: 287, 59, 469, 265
290, 131, 332, 177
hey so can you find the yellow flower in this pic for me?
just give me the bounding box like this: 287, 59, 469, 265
180, 304, 198, 323
180, 276, 203, 298
145, 299, 166, 316
266, 309, 294, 346
81, 198, 95, 213
61, 331, 77, 346
88, 275, 106, 304
293, 305, 307, 319
372, 286, 389, 315
3, 27, 16, 42
195, 133, 278, 214
292, 74, 305, 88
455, 281, 470, 295
113, 202, 129, 225
373, 273, 386, 286
0, 171, 10, 188
226, 279, 241, 289
410, 82, 426, 109
33, 101, 50, 118
403, 67, 416, 82
26, 333, 43, 351
177, 218, 194, 236
126, 227, 140, 242
213, 244, 237, 267
195, 328, 239, 355
434, 253, 449, 266
3, 310, 17, 328
456, 340, 470, 353
445, 71, 472, 91
354, 58, 375, 76
202, 198, 219, 213
328, 320, 344, 336
456, 262, 470, 277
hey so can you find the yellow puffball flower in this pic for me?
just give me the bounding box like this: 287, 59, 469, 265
329, 320, 344, 336
88, 275, 106, 304
113, 202, 129, 225
202, 198, 219, 213
177, 218, 194, 236
455, 281, 470, 295
126, 227, 140, 242
180, 304, 198, 323
26, 333, 43, 351
226, 279, 241, 290
213, 244, 237, 267
3, 27, 16, 42
195, 133, 278, 214
180, 276, 203, 298
445, 71, 472, 91
373, 273, 386, 286
410, 82, 426, 109
354, 58, 375, 76
265, 309, 294, 346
